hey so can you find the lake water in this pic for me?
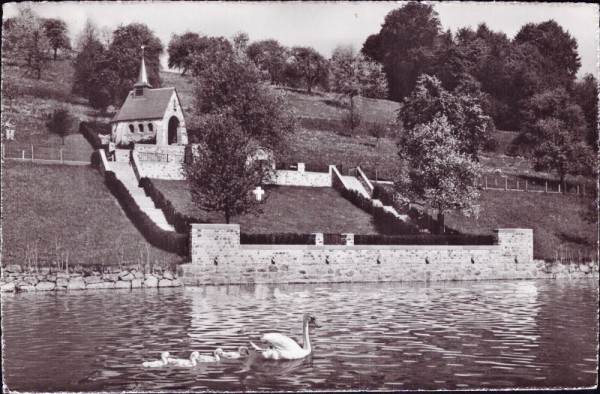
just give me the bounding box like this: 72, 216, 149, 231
2, 280, 598, 391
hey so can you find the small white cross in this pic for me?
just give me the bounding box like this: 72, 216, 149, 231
253, 186, 265, 202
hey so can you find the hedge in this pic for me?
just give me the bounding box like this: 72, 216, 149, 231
354, 234, 497, 245
104, 171, 189, 256
79, 122, 106, 150
372, 184, 395, 206
240, 233, 315, 245
139, 177, 207, 234
332, 175, 420, 235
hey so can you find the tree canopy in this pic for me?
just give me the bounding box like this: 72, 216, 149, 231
399, 75, 493, 159
183, 115, 273, 224
395, 114, 482, 234
42, 18, 71, 60
246, 39, 288, 85
167, 32, 210, 75
288, 46, 329, 93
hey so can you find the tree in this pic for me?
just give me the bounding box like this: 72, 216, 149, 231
361, 33, 383, 63
46, 107, 74, 144
232, 31, 249, 58
572, 74, 599, 150
167, 32, 210, 75
106, 23, 164, 105
184, 115, 273, 224
395, 114, 482, 234
288, 46, 328, 93
42, 18, 71, 60
72, 19, 107, 100
191, 39, 295, 152
399, 75, 493, 159
3, 6, 51, 79
514, 20, 581, 90
329, 45, 388, 100
375, 2, 441, 100
531, 118, 595, 186
246, 39, 288, 85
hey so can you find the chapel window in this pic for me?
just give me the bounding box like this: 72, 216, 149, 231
128, 124, 134, 133
138, 124, 144, 133
148, 123, 153, 132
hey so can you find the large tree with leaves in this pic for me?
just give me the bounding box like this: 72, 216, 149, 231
399, 75, 493, 160
42, 18, 71, 60
184, 115, 273, 224
374, 2, 441, 101
191, 38, 295, 152
105, 23, 163, 105
246, 39, 288, 85
396, 114, 482, 234
3, 6, 51, 79
167, 32, 210, 75
287, 46, 329, 93
572, 73, 599, 150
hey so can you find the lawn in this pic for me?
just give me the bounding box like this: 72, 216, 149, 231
444, 190, 597, 261
1, 162, 184, 268
2, 59, 107, 148
153, 180, 380, 235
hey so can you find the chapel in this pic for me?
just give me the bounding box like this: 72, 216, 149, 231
110, 48, 188, 147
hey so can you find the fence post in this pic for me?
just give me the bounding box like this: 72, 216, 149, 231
577, 185, 580, 195
22, 150, 25, 160
505, 178, 508, 190
495, 178, 498, 187
525, 180, 528, 191
60, 149, 63, 164
31, 146, 34, 162
485, 177, 488, 190
558, 184, 561, 193
517, 180, 519, 190
545, 181, 548, 193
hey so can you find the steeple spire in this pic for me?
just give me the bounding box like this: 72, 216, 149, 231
134, 45, 152, 90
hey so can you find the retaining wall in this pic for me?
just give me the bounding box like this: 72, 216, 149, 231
271, 164, 333, 187
1, 265, 182, 293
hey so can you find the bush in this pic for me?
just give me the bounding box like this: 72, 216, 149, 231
79, 121, 106, 150
354, 234, 497, 245
372, 184, 395, 206
104, 171, 189, 256
332, 174, 419, 235
139, 177, 208, 234
240, 233, 315, 245
342, 110, 362, 132
90, 150, 101, 169
46, 107, 74, 144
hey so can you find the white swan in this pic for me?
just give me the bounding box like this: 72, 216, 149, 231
250, 313, 318, 360
219, 346, 250, 359
142, 351, 170, 367
167, 351, 201, 367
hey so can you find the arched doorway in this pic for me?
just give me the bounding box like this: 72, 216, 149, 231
167, 116, 180, 145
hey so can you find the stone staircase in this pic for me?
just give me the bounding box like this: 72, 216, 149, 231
341, 175, 371, 198
109, 162, 175, 231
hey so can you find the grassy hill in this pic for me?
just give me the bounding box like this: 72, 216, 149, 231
153, 180, 380, 235
1, 161, 184, 268
445, 190, 596, 262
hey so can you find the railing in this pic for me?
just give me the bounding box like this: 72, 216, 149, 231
479, 175, 596, 196
323, 233, 345, 245
2, 143, 91, 164
137, 152, 184, 163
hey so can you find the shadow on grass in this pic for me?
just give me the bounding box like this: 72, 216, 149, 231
556, 232, 592, 246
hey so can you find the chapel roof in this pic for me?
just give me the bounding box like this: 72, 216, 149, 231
110, 87, 177, 123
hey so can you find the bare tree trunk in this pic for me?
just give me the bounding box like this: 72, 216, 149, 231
225, 206, 230, 224
53, 48, 58, 61
437, 210, 445, 235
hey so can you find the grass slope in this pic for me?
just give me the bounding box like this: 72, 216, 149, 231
445, 190, 597, 261
1, 162, 184, 268
153, 180, 380, 235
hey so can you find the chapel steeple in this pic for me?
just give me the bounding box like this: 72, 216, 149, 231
133, 45, 152, 97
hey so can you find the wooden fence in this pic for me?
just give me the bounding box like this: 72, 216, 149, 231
479, 175, 596, 196
2, 143, 91, 165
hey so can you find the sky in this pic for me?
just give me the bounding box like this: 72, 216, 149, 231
3, 1, 599, 77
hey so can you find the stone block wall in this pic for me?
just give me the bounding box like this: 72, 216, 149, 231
114, 149, 131, 162
132, 146, 185, 180
181, 225, 571, 285
271, 167, 333, 187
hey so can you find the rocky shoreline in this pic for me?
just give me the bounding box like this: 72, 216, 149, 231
1, 260, 598, 293
0, 264, 182, 293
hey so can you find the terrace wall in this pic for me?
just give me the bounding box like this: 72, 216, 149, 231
270, 164, 333, 187
131, 146, 185, 180
179, 225, 568, 285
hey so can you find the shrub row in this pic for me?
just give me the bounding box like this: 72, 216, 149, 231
240, 233, 316, 245
139, 177, 207, 234
354, 234, 497, 245
372, 184, 395, 206
104, 171, 189, 256
79, 122, 106, 150
332, 175, 420, 235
